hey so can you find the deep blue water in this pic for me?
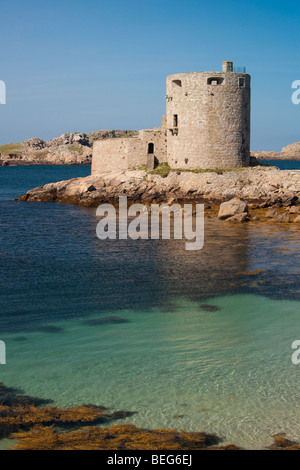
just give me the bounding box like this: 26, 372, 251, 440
0, 164, 91, 202
0, 164, 299, 449
260, 160, 300, 170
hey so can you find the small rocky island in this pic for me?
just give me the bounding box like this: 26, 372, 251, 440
252, 141, 300, 161
0, 130, 137, 166
7, 60, 300, 224
18, 163, 300, 224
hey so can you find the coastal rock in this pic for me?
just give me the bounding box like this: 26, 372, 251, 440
226, 212, 249, 223
25, 138, 46, 149
290, 206, 300, 214
252, 140, 300, 161
281, 141, 300, 158
281, 193, 298, 207
265, 208, 278, 218
294, 215, 300, 223
0, 130, 137, 166
218, 198, 248, 220
18, 167, 300, 213
274, 213, 290, 223
46, 133, 90, 147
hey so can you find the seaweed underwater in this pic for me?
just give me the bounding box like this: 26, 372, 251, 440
0, 383, 299, 450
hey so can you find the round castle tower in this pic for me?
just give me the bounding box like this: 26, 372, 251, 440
166, 61, 250, 169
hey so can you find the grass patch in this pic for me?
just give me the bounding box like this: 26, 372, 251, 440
35, 149, 50, 158
150, 162, 171, 177
69, 145, 84, 154
119, 131, 139, 138
132, 164, 148, 171
0, 143, 24, 156
148, 162, 267, 177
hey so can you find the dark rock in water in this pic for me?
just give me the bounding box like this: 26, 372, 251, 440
35, 325, 65, 334
12, 336, 28, 342
274, 212, 290, 223
161, 303, 178, 313
265, 207, 278, 218
199, 304, 221, 312
83, 316, 129, 326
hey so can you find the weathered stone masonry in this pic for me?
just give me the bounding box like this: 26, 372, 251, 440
92, 61, 251, 174
91, 128, 167, 174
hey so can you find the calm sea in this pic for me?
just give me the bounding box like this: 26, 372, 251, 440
0, 164, 299, 449
260, 159, 300, 170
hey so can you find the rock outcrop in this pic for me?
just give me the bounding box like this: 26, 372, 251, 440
0, 130, 137, 166
252, 141, 300, 161
218, 198, 248, 220
18, 166, 300, 226
281, 142, 300, 158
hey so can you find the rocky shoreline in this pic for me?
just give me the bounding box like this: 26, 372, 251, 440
18, 166, 300, 223
0, 130, 137, 166
252, 141, 300, 161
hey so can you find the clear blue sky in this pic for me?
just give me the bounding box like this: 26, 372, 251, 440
0, 0, 299, 150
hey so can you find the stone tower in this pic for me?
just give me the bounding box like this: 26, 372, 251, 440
166, 61, 250, 169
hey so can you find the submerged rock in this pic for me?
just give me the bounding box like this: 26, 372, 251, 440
83, 316, 129, 326
199, 304, 221, 312
265, 207, 278, 218
290, 206, 300, 214
274, 213, 290, 223
35, 325, 65, 334
226, 212, 249, 223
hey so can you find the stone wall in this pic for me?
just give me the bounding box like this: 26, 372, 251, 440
166, 71, 250, 169
92, 129, 167, 175
138, 128, 167, 164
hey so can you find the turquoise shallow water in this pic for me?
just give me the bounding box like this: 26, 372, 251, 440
0, 165, 300, 449
1, 294, 300, 449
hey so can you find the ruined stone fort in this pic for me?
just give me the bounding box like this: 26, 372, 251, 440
92, 61, 251, 174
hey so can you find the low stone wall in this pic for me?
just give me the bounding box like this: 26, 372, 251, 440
92, 138, 145, 174
91, 128, 167, 175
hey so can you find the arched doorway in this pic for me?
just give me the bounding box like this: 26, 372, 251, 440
148, 143, 154, 154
